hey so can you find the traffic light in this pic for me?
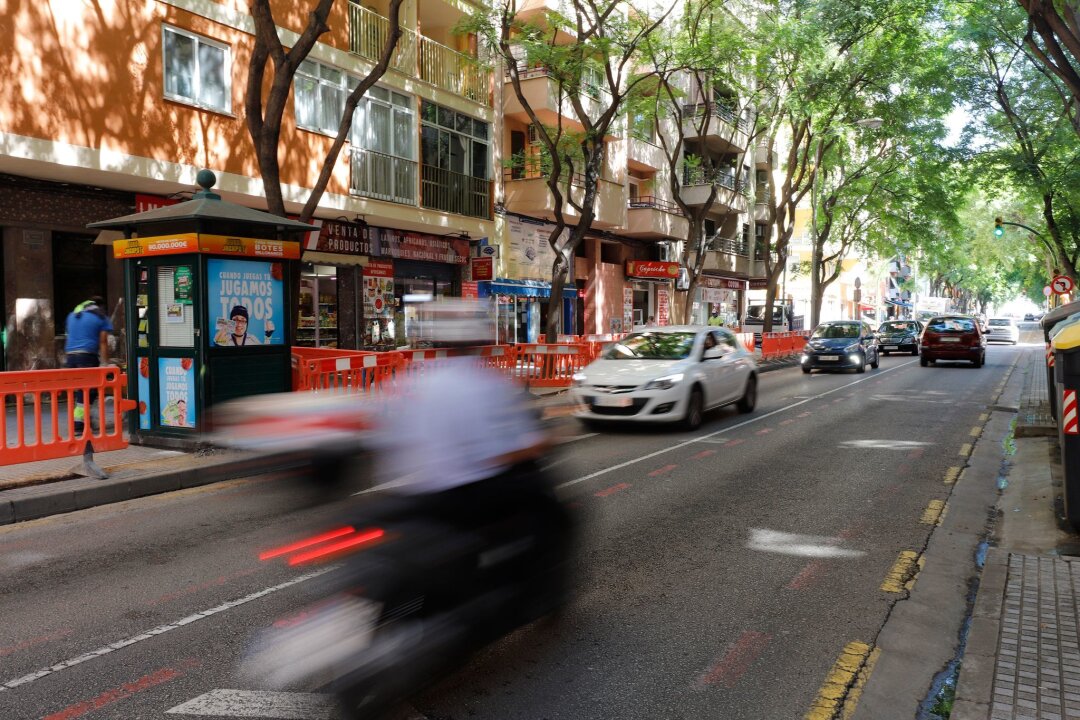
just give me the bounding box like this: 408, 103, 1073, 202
994, 217, 1005, 237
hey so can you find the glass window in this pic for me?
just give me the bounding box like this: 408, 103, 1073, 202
605, 332, 697, 360
927, 317, 976, 332
811, 323, 861, 339
295, 59, 348, 135
163, 26, 231, 113
419, 101, 490, 179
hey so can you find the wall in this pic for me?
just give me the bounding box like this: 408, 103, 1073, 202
4, 228, 55, 369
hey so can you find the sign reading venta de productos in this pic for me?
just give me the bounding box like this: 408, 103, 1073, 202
626, 261, 680, 280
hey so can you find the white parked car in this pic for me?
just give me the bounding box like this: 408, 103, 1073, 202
985, 317, 1019, 344
572, 326, 757, 430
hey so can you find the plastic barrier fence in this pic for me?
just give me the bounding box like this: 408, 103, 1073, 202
1, 367, 137, 466
513, 344, 592, 388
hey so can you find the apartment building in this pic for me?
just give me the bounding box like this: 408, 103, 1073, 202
0, 0, 765, 367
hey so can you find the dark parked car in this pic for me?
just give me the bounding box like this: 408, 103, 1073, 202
920, 315, 986, 368
801, 320, 880, 374
877, 319, 923, 356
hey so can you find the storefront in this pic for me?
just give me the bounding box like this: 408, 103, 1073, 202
477, 279, 577, 343
695, 274, 746, 327
625, 260, 679, 328
301, 219, 470, 349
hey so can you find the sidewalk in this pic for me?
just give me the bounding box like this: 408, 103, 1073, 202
952, 345, 1080, 720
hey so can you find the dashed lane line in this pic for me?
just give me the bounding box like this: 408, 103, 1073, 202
557, 360, 919, 491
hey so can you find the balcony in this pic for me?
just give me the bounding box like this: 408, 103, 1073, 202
503, 63, 608, 130
622, 196, 688, 240
701, 234, 753, 276
679, 166, 748, 214
681, 102, 750, 154
350, 148, 418, 205
753, 188, 770, 222
348, 2, 492, 106
755, 139, 769, 167
420, 165, 491, 218
627, 136, 665, 171
503, 166, 625, 228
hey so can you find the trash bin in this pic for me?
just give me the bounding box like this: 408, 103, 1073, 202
1052, 321, 1080, 529
1041, 301, 1080, 418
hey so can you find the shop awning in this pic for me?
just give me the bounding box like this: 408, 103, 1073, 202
301, 251, 368, 267
885, 299, 913, 308
478, 279, 577, 299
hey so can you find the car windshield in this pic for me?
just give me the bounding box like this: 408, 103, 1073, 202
927, 317, 975, 332
605, 332, 697, 360
746, 305, 784, 323
879, 321, 917, 333
811, 323, 860, 339
989, 319, 1011, 327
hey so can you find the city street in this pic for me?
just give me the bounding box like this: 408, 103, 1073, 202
0, 339, 1025, 720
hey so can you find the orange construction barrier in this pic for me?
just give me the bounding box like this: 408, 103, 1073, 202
0, 367, 137, 466
738, 333, 756, 352
513, 343, 592, 388
759, 333, 781, 359
292, 347, 376, 391
298, 352, 406, 393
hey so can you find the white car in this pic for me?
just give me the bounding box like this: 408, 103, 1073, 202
572, 326, 757, 429
985, 317, 1019, 344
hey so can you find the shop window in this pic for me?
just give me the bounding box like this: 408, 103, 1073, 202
297, 264, 339, 348
162, 25, 230, 113
53, 234, 107, 337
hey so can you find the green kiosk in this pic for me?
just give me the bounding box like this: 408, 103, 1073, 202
88, 170, 316, 446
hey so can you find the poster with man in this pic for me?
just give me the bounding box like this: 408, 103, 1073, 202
207, 259, 284, 347
158, 357, 196, 428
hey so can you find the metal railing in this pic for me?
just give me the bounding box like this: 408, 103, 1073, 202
348, 2, 491, 106
680, 102, 753, 135
755, 187, 770, 205
682, 165, 737, 191
350, 148, 417, 205
421, 165, 491, 218
503, 158, 589, 188
708, 233, 750, 257
628, 196, 684, 216
503, 61, 608, 101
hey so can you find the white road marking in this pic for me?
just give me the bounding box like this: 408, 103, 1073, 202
166, 689, 339, 719
556, 360, 918, 490
0, 568, 334, 693
556, 432, 599, 444
838, 440, 933, 450
747, 529, 865, 558
695, 437, 730, 444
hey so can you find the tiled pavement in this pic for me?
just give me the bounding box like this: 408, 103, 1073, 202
1018, 343, 1057, 436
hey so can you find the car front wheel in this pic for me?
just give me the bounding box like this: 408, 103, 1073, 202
870, 352, 879, 369
737, 375, 757, 413
856, 354, 866, 373
683, 387, 704, 430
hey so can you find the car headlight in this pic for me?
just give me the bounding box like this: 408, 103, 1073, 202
901, 335, 913, 343
845, 343, 861, 353
644, 373, 684, 391
572, 372, 587, 387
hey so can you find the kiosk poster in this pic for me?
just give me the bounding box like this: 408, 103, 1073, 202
136, 356, 151, 430
173, 265, 193, 305
158, 357, 196, 429
207, 259, 284, 346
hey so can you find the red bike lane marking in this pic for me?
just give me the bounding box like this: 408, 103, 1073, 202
648, 464, 678, 477
41, 663, 190, 720
148, 567, 261, 606
595, 483, 631, 498
0, 629, 73, 658
779, 419, 795, 425
798, 411, 813, 417
786, 561, 825, 590
755, 428, 773, 435
725, 439, 745, 447
908, 448, 925, 460
692, 450, 716, 460
699, 631, 772, 687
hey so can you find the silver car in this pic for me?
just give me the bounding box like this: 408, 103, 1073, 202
985, 317, 1019, 344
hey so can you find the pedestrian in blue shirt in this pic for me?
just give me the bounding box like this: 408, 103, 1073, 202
64, 296, 113, 434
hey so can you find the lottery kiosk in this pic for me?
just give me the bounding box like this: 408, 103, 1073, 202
88, 170, 315, 446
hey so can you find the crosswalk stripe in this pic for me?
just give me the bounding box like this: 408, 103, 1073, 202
166, 689, 339, 718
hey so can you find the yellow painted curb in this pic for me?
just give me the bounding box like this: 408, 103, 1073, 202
978, 413, 989, 423
805, 641, 873, 720
959, 443, 973, 458
969, 426, 981, 437
841, 646, 881, 720
921, 500, 946, 525
944, 466, 961, 485
882, 550, 920, 593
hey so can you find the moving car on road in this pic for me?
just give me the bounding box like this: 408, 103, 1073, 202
920, 315, 986, 368
800, 320, 880, 374
876, 319, 923, 356
985, 317, 1019, 344
572, 326, 757, 430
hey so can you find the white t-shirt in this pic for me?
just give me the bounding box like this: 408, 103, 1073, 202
375, 359, 545, 493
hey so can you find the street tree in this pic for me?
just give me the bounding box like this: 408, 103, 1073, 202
1013, 0, 1080, 138
467, 0, 673, 340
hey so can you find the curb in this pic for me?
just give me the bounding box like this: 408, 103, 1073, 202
950, 549, 1009, 719
0, 451, 311, 526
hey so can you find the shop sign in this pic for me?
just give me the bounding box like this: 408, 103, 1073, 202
471, 257, 494, 281
113, 235, 200, 258
158, 357, 196, 429
199, 235, 300, 259
363, 260, 394, 278
749, 278, 769, 290
479, 244, 499, 258
363, 261, 395, 317
506, 216, 560, 282
626, 260, 679, 280
657, 287, 670, 326
376, 230, 469, 265
305, 219, 374, 255
135, 193, 178, 213
135, 356, 151, 430
700, 275, 746, 290
461, 281, 479, 299
206, 259, 286, 347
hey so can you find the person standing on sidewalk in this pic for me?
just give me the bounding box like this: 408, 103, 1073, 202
64, 296, 113, 434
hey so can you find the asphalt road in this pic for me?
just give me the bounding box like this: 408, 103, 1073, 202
0, 332, 1030, 720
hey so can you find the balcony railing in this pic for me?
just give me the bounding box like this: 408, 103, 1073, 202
504, 158, 591, 188
681, 101, 753, 135
348, 2, 491, 106
628, 196, 684, 216
504, 61, 608, 101
682, 165, 738, 191
350, 148, 417, 205
755, 187, 770, 205
708, 233, 750, 257
421, 165, 491, 218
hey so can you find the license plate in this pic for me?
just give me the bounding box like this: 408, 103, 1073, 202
818, 355, 839, 361
883, 345, 898, 350
940, 337, 961, 343
594, 395, 633, 407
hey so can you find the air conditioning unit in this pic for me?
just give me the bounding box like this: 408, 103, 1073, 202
527, 124, 543, 144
